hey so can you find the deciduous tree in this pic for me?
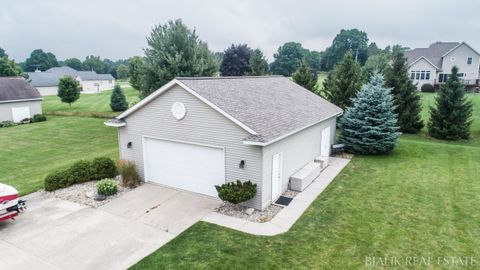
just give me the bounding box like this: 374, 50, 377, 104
58, 76, 81, 108
270, 42, 306, 76
62, 58, 83, 71
24, 49, 59, 71
128, 56, 145, 90
220, 44, 253, 76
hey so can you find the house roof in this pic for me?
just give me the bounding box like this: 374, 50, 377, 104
0, 77, 42, 103
113, 76, 343, 145
27, 67, 115, 87
404, 42, 460, 69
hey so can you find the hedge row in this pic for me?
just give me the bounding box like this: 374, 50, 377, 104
45, 157, 117, 191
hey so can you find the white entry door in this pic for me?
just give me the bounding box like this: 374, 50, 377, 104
143, 137, 225, 197
271, 152, 283, 201
321, 127, 331, 157
11, 107, 30, 123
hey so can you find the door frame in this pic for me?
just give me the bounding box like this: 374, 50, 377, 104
271, 152, 283, 202
321, 127, 331, 157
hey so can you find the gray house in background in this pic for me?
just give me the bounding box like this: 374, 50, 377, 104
0, 77, 42, 122
105, 76, 342, 210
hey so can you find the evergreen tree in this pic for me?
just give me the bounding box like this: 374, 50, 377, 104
110, 84, 128, 112
323, 51, 363, 109
292, 60, 317, 91
249, 49, 268, 75
220, 44, 253, 76
428, 66, 473, 140
128, 56, 145, 90
340, 73, 400, 154
142, 19, 217, 97
58, 76, 81, 108
384, 52, 424, 133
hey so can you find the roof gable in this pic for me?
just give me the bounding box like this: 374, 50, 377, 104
0, 77, 42, 103
115, 76, 343, 144
405, 42, 460, 69
442, 42, 480, 58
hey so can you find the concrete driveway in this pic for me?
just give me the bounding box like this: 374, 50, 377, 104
0, 184, 220, 270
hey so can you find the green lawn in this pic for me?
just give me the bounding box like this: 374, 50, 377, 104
132, 93, 480, 269
42, 86, 139, 118
0, 116, 118, 195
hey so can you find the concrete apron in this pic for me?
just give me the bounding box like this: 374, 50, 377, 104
0, 184, 220, 270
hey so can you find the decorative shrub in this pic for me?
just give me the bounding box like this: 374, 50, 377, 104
117, 159, 141, 188
215, 180, 257, 204
68, 160, 95, 183
96, 179, 118, 196
44, 169, 74, 191
421, 83, 435, 93
0, 121, 17, 128
20, 118, 32, 124
32, 114, 47, 122
91, 157, 117, 180
44, 157, 117, 191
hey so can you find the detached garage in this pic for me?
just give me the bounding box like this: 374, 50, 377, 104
0, 77, 42, 122
106, 76, 342, 210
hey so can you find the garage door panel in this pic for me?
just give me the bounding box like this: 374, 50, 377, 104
143, 137, 225, 197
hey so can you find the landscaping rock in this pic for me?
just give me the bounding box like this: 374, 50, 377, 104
245, 208, 255, 215
94, 194, 106, 201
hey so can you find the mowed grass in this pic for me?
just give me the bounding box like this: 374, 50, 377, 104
42, 86, 139, 118
0, 116, 118, 195
132, 93, 480, 269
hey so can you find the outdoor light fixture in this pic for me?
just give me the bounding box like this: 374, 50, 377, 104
127, 142, 132, 148
239, 160, 245, 168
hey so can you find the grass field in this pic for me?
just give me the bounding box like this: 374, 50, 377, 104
42, 86, 139, 118
0, 116, 118, 195
132, 93, 480, 269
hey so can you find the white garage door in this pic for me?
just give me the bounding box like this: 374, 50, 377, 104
143, 137, 225, 197
11, 107, 30, 123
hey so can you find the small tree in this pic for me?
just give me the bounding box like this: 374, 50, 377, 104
249, 49, 268, 75
323, 51, 363, 110
428, 66, 473, 140
128, 56, 145, 90
220, 44, 253, 76
0, 56, 23, 77
110, 84, 128, 112
292, 60, 317, 92
339, 73, 400, 154
115, 64, 129, 79
384, 51, 424, 133
58, 76, 80, 108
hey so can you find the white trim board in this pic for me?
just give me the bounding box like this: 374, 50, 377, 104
115, 79, 258, 135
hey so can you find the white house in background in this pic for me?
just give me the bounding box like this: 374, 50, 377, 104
27, 66, 115, 96
0, 77, 42, 122
404, 42, 480, 90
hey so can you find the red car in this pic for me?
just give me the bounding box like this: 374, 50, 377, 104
0, 183, 26, 222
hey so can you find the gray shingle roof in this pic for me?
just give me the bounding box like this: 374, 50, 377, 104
27, 72, 62, 87
404, 42, 460, 69
176, 76, 343, 143
0, 77, 42, 102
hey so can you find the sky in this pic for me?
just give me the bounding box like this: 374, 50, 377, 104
1, 0, 480, 62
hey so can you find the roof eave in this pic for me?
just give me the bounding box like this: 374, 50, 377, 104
242, 112, 343, 147
104, 121, 126, 127
0, 98, 43, 104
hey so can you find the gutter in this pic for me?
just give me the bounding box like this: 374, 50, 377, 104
0, 98, 43, 104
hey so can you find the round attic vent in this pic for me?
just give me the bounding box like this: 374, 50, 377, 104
171, 102, 186, 120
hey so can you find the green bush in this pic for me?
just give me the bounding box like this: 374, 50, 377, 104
96, 179, 118, 196
421, 83, 435, 93
44, 169, 74, 191
43, 157, 117, 191
0, 121, 17, 128
68, 160, 95, 183
91, 157, 117, 179
32, 114, 47, 122
117, 159, 141, 188
215, 180, 257, 204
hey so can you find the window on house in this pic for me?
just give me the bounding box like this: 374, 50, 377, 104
467, 57, 473, 64
426, 71, 431, 80
439, 74, 449, 83
457, 73, 464, 78
416, 72, 420, 80
411, 72, 415, 80
420, 71, 425, 80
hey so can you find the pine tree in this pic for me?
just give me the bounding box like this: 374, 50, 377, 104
384, 52, 424, 133
110, 84, 128, 112
249, 49, 269, 75
428, 66, 473, 140
292, 60, 317, 91
339, 73, 401, 154
323, 51, 363, 110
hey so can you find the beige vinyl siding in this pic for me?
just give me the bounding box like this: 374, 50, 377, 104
408, 58, 437, 90
80, 79, 115, 92
36, 86, 58, 96
261, 117, 337, 208
442, 43, 480, 81
118, 85, 264, 209
0, 100, 42, 122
